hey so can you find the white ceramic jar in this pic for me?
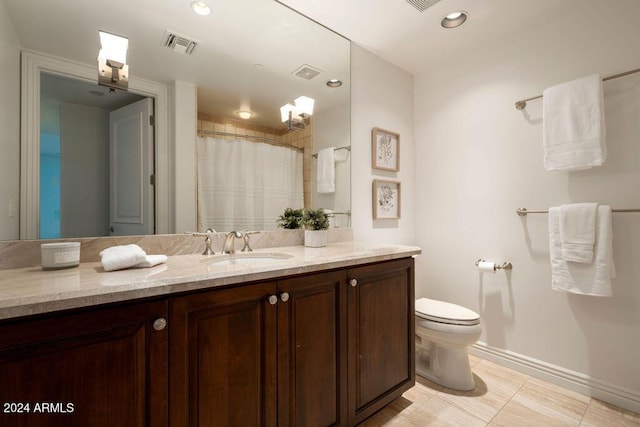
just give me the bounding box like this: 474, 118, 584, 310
41, 242, 81, 270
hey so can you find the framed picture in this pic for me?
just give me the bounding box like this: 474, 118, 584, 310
373, 180, 401, 219
372, 127, 400, 171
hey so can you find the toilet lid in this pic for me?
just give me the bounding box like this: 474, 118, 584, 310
415, 298, 480, 326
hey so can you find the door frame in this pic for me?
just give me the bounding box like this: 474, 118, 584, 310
20, 49, 171, 239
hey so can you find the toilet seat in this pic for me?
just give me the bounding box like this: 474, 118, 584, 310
415, 298, 480, 326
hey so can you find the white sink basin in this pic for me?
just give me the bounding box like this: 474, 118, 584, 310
202, 252, 294, 266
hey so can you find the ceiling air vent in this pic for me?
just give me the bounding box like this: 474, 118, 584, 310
162, 30, 200, 55
292, 64, 322, 80
405, 0, 442, 13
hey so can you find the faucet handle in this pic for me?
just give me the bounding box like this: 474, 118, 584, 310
189, 229, 217, 255
241, 231, 260, 252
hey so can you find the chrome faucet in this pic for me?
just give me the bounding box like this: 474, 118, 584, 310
222, 231, 244, 254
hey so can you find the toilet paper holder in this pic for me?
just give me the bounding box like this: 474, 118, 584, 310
475, 259, 513, 271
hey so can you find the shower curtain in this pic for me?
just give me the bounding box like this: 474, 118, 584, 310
197, 137, 304, 231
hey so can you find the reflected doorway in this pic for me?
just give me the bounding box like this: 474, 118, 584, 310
39, 72, 149, 238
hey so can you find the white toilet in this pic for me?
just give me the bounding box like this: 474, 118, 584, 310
415, 297, 482, 391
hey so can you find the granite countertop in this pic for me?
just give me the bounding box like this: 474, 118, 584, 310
0, 242, 421, 321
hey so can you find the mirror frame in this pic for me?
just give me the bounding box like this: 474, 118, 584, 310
20, 50, 171, 239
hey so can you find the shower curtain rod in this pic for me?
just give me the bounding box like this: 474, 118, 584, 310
516, 207, 640, 216
311, 146, 351, 158
514, 67, 640, 110
197, 130, 304, 153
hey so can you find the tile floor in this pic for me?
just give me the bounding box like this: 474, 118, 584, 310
360, 354, 640, 426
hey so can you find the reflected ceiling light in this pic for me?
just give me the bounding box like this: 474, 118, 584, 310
236, 111, 253, 119
441, 10, 468, 28
280, 96, 315, 131
326, 79, 343, 88
191, 1, 211, 16
97, 30, 129, 91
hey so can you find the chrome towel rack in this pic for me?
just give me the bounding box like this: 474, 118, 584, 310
312, 146, 351, 159
514, 67, 640, 110
516, 207, 640, 216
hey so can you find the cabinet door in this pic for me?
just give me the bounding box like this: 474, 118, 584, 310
277, 270, 348, 427
170, 281, 277, 427
0, 300, 168, 427
347, 258, 415, 425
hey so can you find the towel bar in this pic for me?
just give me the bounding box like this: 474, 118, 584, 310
516, 207, 640, 216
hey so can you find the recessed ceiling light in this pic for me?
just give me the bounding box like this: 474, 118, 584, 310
236, 111, 253, 120
441, 10, 468, 28
191, 1, 211, 16
326, 79, 343, 88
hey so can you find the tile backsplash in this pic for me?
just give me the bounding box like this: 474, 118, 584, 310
0, 228, 353, 270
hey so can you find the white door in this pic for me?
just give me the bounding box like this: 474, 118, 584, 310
109, 98, 154, 236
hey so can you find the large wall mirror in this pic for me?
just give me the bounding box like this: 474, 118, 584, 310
0, 0, 351, 240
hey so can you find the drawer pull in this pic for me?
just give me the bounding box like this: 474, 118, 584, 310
349, 279, 358, 287
153, 318, 167, 331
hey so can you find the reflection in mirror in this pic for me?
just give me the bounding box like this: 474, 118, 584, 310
0, 0, 351, 240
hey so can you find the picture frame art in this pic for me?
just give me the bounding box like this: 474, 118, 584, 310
372, 179, 401, 219
372, 127, 400, 171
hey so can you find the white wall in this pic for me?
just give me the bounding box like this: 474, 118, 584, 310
414, 0, 640, 410
0, 0, 21, 240
350, 44, 415, 245
60, 103, 110, 237
173, 81, 197, 234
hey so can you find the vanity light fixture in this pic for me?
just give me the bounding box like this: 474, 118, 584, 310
326, 79, 343, 88
191, 1, 211, 16
236, 111, 253, 120
97, 30, 129, 91
280, 96, 315, 131
441, 10, 468, 28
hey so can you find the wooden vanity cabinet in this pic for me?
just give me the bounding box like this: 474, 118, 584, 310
169, 270, 348, 427
347, 258, 415, 425
0, 299, 169, 427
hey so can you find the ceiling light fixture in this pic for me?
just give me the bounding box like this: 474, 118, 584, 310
280, 96, 315, 131
191, 1, 211, 16
97, 30, 129, 91
236, 111, 253, 120
326, 79, 343, 88
441, 10, 468, 28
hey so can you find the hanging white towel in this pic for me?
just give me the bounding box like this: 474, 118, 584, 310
100, 244, 147, 272
317, 147, 335, 193
560, 203, 598, 263
543, 74, 606, 171
549, 205, 615, 296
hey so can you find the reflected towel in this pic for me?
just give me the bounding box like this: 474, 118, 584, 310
560, 203, 598, 263
543, 74, 606, 171
100, 244, 147, 272
317, 147, 335, 193
549, 205, 615, 296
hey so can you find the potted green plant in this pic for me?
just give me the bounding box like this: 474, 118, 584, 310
276, 208, 303, 229
301, 208, 330, 247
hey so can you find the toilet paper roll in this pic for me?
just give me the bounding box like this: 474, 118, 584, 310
478, 261, 496, 273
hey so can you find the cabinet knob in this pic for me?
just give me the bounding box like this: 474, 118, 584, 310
349, 278, 358, 287
268, 295, 278, 305
280, 292, 290, 302
153, 318, 167, 331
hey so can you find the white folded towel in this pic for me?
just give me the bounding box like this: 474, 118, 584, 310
317, 147, 335, 193
549, 205, 615, 296
133, 254, 169, 269
560, 203, 598, 263
543, 74, 606, 171
99, 244, 147, 272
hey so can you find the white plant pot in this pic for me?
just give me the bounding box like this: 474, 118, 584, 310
304, 230, 328, 248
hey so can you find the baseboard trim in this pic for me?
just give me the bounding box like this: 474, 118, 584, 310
470, 342, 640, 414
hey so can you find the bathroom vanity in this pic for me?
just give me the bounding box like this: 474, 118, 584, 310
0, 242, 419, 426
